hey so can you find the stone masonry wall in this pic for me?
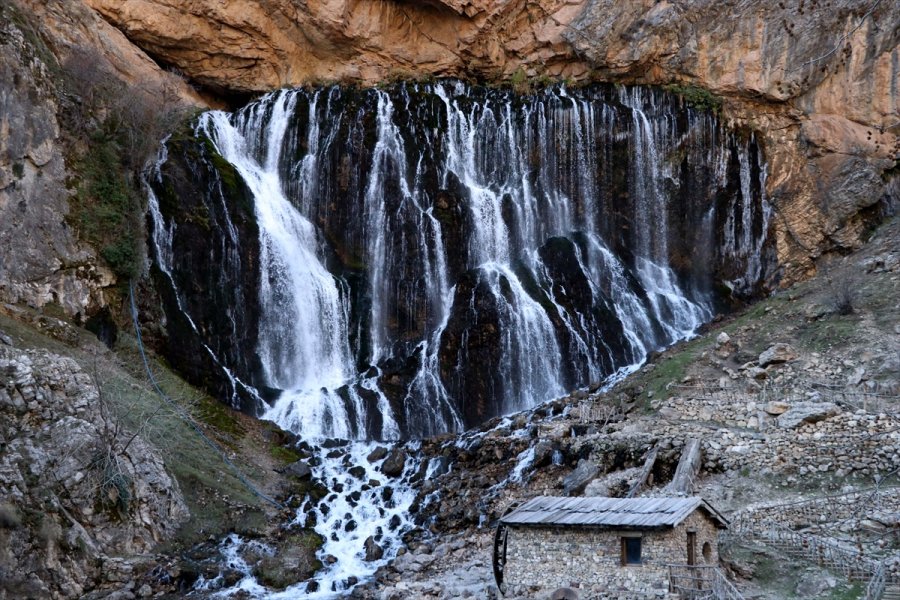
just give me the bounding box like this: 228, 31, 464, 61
503, 511, 721, 595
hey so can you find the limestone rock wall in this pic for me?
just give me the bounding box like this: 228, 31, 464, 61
81, 0, 899, 285
0, 6, 110, 317
569, 0, 899, 282
0, 345, 189, 599
0, 0, 201, 318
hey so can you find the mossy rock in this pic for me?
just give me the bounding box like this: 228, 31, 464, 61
252, 531, 324, 590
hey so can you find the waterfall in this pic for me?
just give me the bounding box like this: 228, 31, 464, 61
148, 81, 773, 441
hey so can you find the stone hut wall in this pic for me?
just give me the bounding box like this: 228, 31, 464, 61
503, 510, 721, 595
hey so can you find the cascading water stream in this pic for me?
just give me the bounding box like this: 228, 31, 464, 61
197, 92, 366, 440
148, 81, 772, 442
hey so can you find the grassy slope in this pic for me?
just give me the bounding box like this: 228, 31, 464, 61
0, 306, 296, 551
621, 215, 899, 412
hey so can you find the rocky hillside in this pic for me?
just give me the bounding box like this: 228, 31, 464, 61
0, 0, 199, 319
0, 343, 188, 598
0, 303, 307, 599
354, 216, 900, 599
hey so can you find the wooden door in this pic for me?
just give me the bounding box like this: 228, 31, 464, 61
687, 531, 696, 566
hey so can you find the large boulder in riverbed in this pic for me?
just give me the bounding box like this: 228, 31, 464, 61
364, 535, 384, 561
380, 448, 407, 477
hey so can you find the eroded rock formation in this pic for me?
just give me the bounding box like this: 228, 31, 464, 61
0, 345, 189, 598
0, 0, 201, 317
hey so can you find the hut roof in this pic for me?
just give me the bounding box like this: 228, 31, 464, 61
500, 496, 728, 530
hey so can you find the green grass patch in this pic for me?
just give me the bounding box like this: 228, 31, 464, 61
794, 314, 859, 353
642, 340, 707, 402
663, 84, 723, 113
69, 130, 143, 281
270, 444, 302, 465
828, 582, 863, 600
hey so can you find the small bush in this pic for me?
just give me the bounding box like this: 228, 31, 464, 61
663, 84, 723, 113
0, 503, 21, 529
62, 46, 189, 283
827, 275, 855, 315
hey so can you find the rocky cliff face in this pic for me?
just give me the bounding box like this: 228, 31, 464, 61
0, 345, 189, 599
84, 0, 898, 282
0, 5, 110, 317
0, 0, 200, 318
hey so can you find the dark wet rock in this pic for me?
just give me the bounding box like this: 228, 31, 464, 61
321, 439, 350, 449
364, 536, 384, 561
381, 448, 407, 477
532, 440, 556, 468
367, 446, 389, 462
426, 456, 451, 478
348, 465, 366, 479
282, 460, 312, 479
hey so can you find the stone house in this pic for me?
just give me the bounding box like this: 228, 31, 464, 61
493, 496, 728, 596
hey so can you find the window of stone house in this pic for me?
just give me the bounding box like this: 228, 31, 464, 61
702, 541, 712, 562
621, 536, 642, 565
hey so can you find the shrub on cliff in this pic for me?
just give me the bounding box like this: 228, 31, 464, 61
61, 46, 189, 282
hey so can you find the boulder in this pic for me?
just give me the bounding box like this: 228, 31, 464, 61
380, 448, 407, 477
532, 440, 556, 469
777, 402, 841, 429
364, 536, 384, 561
765, 401, 790, 415
367, 446, 389, 463
562, 459, 599, 496
794, 571, 836, 597
747, 366, 768, 380
758, 343, 797, 367
283, 460, 312, 479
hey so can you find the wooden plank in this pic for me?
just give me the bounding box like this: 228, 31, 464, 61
666, 439, 702, 495
625, 447, 658, 499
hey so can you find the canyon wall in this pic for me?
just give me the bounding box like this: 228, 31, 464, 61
84, 0, 899, 282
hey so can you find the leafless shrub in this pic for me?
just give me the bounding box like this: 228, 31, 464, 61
827, 274, 855, 316
62, 45, 190, 172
